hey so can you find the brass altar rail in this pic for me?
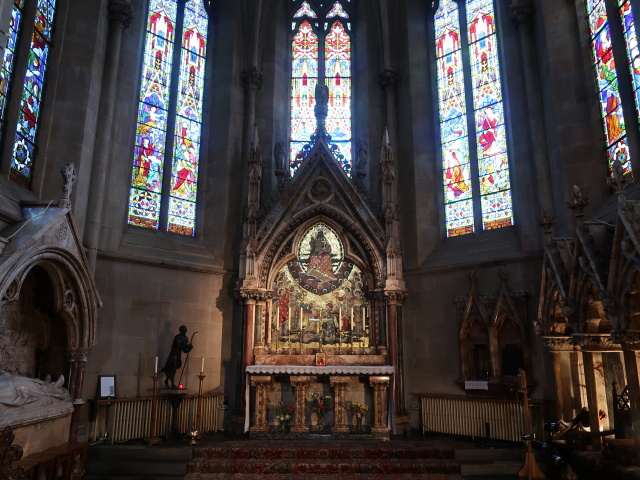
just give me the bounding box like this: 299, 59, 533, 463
95, 393, 224, 443
417, 394, 546, 443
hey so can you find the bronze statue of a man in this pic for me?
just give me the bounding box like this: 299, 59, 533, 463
160, 325, 193, 389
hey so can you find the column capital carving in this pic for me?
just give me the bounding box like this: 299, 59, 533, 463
541, 336, 574, 352
510, 2, 534, 29
242, 67, 264, 92
237, 289, 272, 303
379, 68, 400, 90
290, 375, 313, 385
67, 346, 94, 362
384, 290, 407, 305
611, 330, 640, 350
250, 375, 272, 386
572, 333, 620, 352
108, 0, 132, 30
329, 376, 350, 385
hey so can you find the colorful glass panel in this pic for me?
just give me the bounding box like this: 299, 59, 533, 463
0, 1, 24, 147
326, 1, 349, 18
585, 0, 632, 173
10, 0, 56, 187
294, 1, 317, 18
435, 0, 473, 237
290, 20, 319, 174
325, 20, 352, 169
467, 0, 513, 230
167, 0, 208, 236
128, 0, 177, 229
618, 0, 640, 117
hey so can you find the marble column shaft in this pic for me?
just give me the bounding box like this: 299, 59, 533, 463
369, 376, 390, 434
582, 351, 608, 449
330, 376, 349, 433
622, 349, 640, 448
250, 376, 271, 432
290, 376, 311, 432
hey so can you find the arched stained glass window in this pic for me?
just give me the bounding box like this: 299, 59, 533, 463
290, 0, 352, 176
584, 0, 638, 174
434, 0, 513, 237
127, 0, 209, 236
0, 0, 57, 188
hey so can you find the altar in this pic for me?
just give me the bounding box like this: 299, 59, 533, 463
246, 365, 394, 438
235, 88, 407, 439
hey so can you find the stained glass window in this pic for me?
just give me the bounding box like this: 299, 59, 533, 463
0, 0, 57, 187
584, 0, 634, 174
290, 0, 352, 176
0, 1, 25, 148
434, 0, 513, 237
128, 0, 209, 236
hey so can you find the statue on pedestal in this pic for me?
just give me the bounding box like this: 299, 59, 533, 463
160, 325, 193, 389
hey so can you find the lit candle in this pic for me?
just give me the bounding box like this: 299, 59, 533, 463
363, 306, 366, 332
201, 356, 205, 373
288, 306, 291, 334
154, 357, 158, 374
339, 306, 342, 330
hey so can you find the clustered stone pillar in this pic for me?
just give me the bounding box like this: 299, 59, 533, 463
330, 376, 349, 434
290, 376, 312, 433
369, 376, 390, 436
85, 0, 132, 272
250, 376, 272, 432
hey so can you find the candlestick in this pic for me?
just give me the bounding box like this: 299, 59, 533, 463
288, 306, 291, 339
200, 356, 205, 373
154, 356, 158, 374
351, 307, 354, 331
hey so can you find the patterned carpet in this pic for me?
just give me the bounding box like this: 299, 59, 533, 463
182, 440, 465, 480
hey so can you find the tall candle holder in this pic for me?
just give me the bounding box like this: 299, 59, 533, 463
145, 373, 161, 445
196, 373, 205, 434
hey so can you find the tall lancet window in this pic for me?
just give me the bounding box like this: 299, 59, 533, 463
434, 0, 513, 237
127, 0, 209, 236
0, 0, 57, 188
584, 0, 639, 175
290, 0, 352, 176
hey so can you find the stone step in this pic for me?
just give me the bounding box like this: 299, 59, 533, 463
87, 458, 188, 476
192, 445, 455, 460
454, 448, 524, 462
87, 445, 192, 461
460, 460, 522, 476
187, 457, 461, 475
182, 474, 465, 480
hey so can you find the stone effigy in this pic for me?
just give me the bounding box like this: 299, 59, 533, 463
0, 371, 71, 408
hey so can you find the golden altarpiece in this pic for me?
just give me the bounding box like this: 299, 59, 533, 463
236, 91, 405, 437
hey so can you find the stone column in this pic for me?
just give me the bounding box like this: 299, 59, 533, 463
243, 297, 256, 369
290, 376, 312, 433
577, 334, 619, 449
543, 336, 576, 420
617, 334, 640, 448
379, 68, 400, 161
330, 376, 349, 434
369, 376, 390, 437
510, 1, 553, 217
67, 347, 92, 443
85, 0, 132, 272
250, 376, 271, 432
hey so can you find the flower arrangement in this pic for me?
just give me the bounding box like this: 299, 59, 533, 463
350, 402, 368, 419
275, 401, 294, 423
310, 392, 332, 430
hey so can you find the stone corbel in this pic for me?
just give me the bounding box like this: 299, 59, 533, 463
541, 336, 575, 352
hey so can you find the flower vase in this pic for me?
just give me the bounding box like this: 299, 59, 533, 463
355, 416, 362, 433
316, 415, 324, 431
278, 420, 287, 432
